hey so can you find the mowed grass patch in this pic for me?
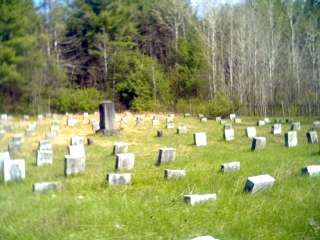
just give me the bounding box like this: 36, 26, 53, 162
0, 114, 320, 240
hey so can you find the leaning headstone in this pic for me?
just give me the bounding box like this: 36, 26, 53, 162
157, 130, 163, 137
224, 128, 235, 141
106, 173, 132, 185
230, 113, 236, 121
272, 124, 282, 135
115, 153, 135, 170
246, 127, 256, 139
3, 159, 25, 182
251, 137, 266, 151
220, 161, 240, 172
285, 131, 298, 147
157, 148, 176, 165
257, 120, 266, 126
99, 100, 116, 135
33, 181, 62, 193
191, 236, 219, 240
0, 152, 10, 180
194, 132, 207, 146
307, 131, 318, 144
291, 122, 301, 131
301, 165, 320, 176
113, 142, 128, 154
244, 174, 275, 193
177, 126, 188, 134
36, 150, 53, 166
164, 169, 186, 179
184, 194, 217, 205
64, 155, 85, 176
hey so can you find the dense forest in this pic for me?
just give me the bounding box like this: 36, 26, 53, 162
0, 0, 319, 116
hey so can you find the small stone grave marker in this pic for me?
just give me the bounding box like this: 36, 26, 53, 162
244, 174, 275, 193
64, 155, 85, 176
164, 169, 186, 179
113, 142, 128, 154
194, 132, 207, 146
33, 181, 62, 193
177, 126, 188, 134
106, 173, 132, 185
246, 127, 256, 139
36, 150, 53, 166
184, 194, 217, 205
230, 113, 236, 121
285, 131, 298, 147
307, 131, 318, 144
220, 161, 240, 172
157, 130, 163, 137
3, 159, 25, 182
115, 153, 135, 170
302, 165, 320, 176
157, 148, 176, 165
257, 120, 266, 126
291, 122, 301, 131
224, 128, 235, 141
272, 124, 282, 135
251, 137, 266, 151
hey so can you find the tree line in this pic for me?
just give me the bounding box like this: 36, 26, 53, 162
0, 0, 319, 116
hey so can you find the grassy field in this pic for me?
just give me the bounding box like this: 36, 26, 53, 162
0, 114, 320, 240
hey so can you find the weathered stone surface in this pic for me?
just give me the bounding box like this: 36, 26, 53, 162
291, 122, 301, 131
115, 153, 135, 170
0, 152, 10, 180
257, 120, 266, 126
229, 113, 236, 121
164, 169, 186, 179
302, 165, 320, 176
106, 173, 132, 185
157, 148, 176, 165
113, 142, 128, 154
64, 155, 85, 176
152, 118, 160, 126
33, 181, 62, 193
272, 124, 282, 135
3, 159, 25, 182
220, 161, 240, 172
191, 236, 219, 240
157, 130, 163, 137
285, 131, 298, 147
224, 128, 235, 141
71, 136, 84, 146
177, 126, 188, 134
36, 150, 53, 166
99, 100, 116, 135
194, 132, 207, 146
8, 134, 24, 153
246, 127, 256, 139
244, 174, 275, 193
306, 131, 318, 144
184, 194, 217, 205
251, 137, 266, 151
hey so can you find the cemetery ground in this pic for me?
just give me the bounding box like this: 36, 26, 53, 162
0, 114, 320, 240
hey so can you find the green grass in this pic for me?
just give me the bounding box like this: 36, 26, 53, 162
0, 115, 320, 240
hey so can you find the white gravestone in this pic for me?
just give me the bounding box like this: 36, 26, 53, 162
246, 127, 256, 139
157, 148, 176, 165
115, 153, 135, 170
177, 126, 188, 134
33, 181, 62, 193
166, 118, 175, 129
230, 113, 236, 121
67, 118, 77, 127
194, 132, 207, 146
257, 120, 266, 126
64, 155, 85, 176
251, 137, 266, 151
244, 174, 275, 193
200, 117, 207, 123
224, 128, 235, 141
264, 118, 271, 124
272, 124, 282, 135
69, 144, 85, 158
106, 173, 132, 185
285, 131, 298, 147
37, 150, 53, 166
113, 142, 128, 154
184, 194, 217, 205
312, 121, 320, 129
164, 169, 186, 179
307, 131, 318, 144
3, 159, 25, 182
220, 161, 240, 172
302, 165, 320, 176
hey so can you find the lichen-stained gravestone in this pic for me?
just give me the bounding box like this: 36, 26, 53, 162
177, 126, 188, 134
271, 124, 282, 135
0, 152, 10, 180
106, 173, 132, 185
3, 159, 25, 182
99, 100, 116, 135
115, 153, 135, 170
194, 132, 207, 146
285, 131, 298, 147
164, 169, 186, 179
244, 174, 275, 193
251, 137, 266, 151
33, 181, 62, 193
113, 142, 128, 154
157, 148, 176, 165
184, 193, 217, 205
220, 161, 240, 172
246, 127, 256, 139
291, 122, 301, 131
306, 131, 318, 144
301, 165, 320, 176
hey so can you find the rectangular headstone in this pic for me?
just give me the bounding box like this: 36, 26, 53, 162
152, 118, 160, 126
200, 117, 207, 123
244, 174, 275, 193
184, 194, 217, 205
307, 131, 318, 144
264, 118, 271, 124
291, 122, 301, 131
39, 139, 52, 151
257, 120, 266, 126
157, 148, 176, 165
220, 161, 240, 172
272, 124, 282, 135
302, 165, 320, 176
33, 181, 62, 193
177, 126, 188, 134
36, 150, 53, 166
312, 121, 320, 129
251, 137, 266, 151
194, 132, 207, 146
285, 131, 298, 147
246, 127, 256, 139
115, 153, 135, 170
164, 169, 186, 179
69, 144, 85, 158
229, 113, 236, 121
113, 142, 128, 154
64, 155, 85, 176
99, 100, 116, 135
106, 173, 132, 185
166, 118, 175, 129
224, 128, 235, 141
3, 159, 25, 182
